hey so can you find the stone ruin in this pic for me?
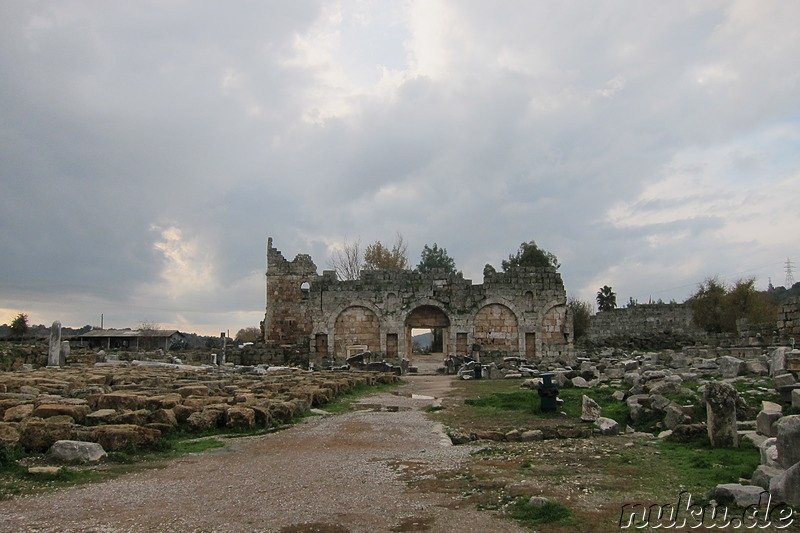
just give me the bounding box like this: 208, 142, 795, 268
263, 237, 573, 372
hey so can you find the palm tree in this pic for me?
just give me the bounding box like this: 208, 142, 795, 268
596, 285, 617, 311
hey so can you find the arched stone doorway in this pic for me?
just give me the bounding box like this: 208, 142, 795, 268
333, 306, 380, 361
474, 303, 519, 355
405, 305, 450, 370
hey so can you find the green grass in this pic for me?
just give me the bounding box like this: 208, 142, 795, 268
657, 436, 761, 494
506, 497, 577, 527
171, 438, 226, 454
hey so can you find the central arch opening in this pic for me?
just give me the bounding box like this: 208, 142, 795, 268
405, 305, 450, 372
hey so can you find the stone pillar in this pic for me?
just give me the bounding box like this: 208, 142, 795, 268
704, 381, 738, 447
59, 340, 70, 366
47, 321, 62, 368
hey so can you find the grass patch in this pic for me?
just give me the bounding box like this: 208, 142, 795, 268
657, 437, 761, 494
507, 497, 577, 527
171, 438, 226, 454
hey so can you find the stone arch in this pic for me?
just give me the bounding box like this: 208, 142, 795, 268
404, 305, 451, 360
473, 303, 519, 354
333, 306, 381, 360
539, 301, 569, 345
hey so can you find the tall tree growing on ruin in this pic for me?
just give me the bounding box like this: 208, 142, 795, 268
363, 233, 409, 270
417, 243, 457, 274
501, 241, 560, 271
596, 286, 617, 311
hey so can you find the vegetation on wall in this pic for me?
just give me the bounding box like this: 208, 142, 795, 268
567, 298, 593, 341
501, 241, 560, 271
688, 276, 777, 333
416, 243, 458, 274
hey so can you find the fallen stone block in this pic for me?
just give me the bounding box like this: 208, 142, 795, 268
775, 415, 800, 469
594, 417, 619, 436
48, 440, 107, 463
757, 410, 783, 437
751, 464, 783, 490
519, 429, 544, 442
769, 462, 800, 506
711, 484, 770, 507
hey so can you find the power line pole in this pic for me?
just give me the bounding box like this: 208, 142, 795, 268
786, 258, 795, 288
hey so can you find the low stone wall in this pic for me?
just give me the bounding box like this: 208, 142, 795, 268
0, 365, 398, 453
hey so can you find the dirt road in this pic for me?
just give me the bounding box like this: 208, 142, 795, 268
0, 376, 526, 533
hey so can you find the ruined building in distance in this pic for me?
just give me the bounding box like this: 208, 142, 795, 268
264, 238, 574, 367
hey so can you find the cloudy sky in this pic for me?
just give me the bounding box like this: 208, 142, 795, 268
1, 1, 798, 335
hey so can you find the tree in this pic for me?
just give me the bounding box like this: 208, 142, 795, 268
688, 276, 777, 333
501, 241, 559, 272
417, 243, 457, 274
363, 233, 409, 271
596, 285, 617, 311
9, 313, 28, 340
235, 327, 261, 343
567, 297, 593, 341
328, 237, 363, 281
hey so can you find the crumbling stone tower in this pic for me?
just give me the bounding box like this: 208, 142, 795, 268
264, 238, 573, 366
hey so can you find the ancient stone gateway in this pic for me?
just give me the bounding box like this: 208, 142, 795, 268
264, 238, 573, 367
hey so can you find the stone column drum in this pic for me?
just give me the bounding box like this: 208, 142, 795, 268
704, 381, 738, 447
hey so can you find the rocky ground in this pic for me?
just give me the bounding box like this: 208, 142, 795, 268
0, 376, 531, 533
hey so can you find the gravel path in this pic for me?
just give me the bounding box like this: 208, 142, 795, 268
0, 376, 526, 533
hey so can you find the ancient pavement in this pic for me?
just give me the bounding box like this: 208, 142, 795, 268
0, 375, 527, 533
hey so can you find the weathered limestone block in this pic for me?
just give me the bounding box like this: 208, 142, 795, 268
581, 395, 601, 422
96, 392, 145, 411
186, 409, 223, 432
144, 394, 182, 410
247, 404, 272, 428
774, 373, 796, 389
505, 429, 522, 442
770, 347, 788, 377
520, 429, 544, 441
704, 381, 738, 447
150, 408, 178, 427
113, 409, 151, 426
571, 376, 589, 388
225, 407, 255, 429
472, 430, 506, 441
751, 464, 783, 490
19, 417, 74, 452
775, 415, 800, 469
664, 404, 690, 430
85, 424, 161, 451
85, 409, 118, 426
3, 403, 34, 422
48, 440, 107, 463
711, 484, 769, 507
0, 423, 20, 447
746, 360, 769, 376
794, 389, 800, 410
594, 417, 619, 435
177, 385, 209, 398
757, 409, 783, 437
717, 356, 745, 378
769, 462, 800, 506
32, 403, 90, 425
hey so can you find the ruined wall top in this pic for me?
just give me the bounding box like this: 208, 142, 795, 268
267, 237, 318, 276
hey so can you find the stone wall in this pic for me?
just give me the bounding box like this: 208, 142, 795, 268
585, 303, 706, 350
264, 238, 573, 366
778, 297, 800, 344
